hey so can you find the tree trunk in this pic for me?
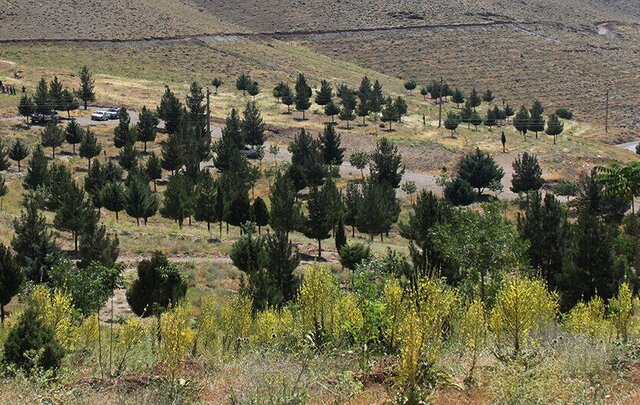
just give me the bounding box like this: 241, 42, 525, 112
207, 221, 211, 232
136, 217, 140, 226
317, 239, 322, 259
52, 147, 56, 159
74, 232, 78, 251
115, 211, 119, 221
153, 180, 157, 192
72, 143, 76, 155
88, 158, 92, 171
17, 160, 21, 172
0, 304, 5, 324
84, 100, 88, 110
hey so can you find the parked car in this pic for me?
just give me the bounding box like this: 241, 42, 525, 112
106, 108, 121, 120
91, 111, 109, 121
239, 147, 260, 159
31, 111, 59, 125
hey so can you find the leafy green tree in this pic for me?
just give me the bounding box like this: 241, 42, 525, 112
349, 150, 370, 180
3, 307, 64, 371
53, 180, 92, 251
41, 123, 65, 158
444, 111, 460, 137
23, 145, 48, 190
12, 196, 61, 282
211, 77, 223, 95
9, 139, 29, 171
295, 73, 312, 119
343, 182, 361, 237
482, 89, 495, 103
242, 101, 265, 148
127, 252, 187, 317
339, 242, 371, 270
252, 196, 270, 234
59, 88, 79, 119
356, 180, 400, 241
157, 86, 183, 134
315, 80, 333, 106
101, 181, 125, 221
370, 138, 404, 188
304, 186, 332, 258
452, 88, 464, 108
236, 73, 252, 96
269, 171, 300, 235
593, 162, 640, 214
78, 66, 95, 109
513, 106, 529, 138
546, 114, 564, 144
124, 174, 158, 225
18, 94, 35, 122
33, 77, 50, 115
517, 192, 569, 291
0, 244, 23, 323
137, 106, 159, 153
161, 174, 194, 229
457, 148, 504, 195
404, 80, 417, 95
64, 120, 83, 155
511, 152, 544, 194
381, 97, 398, 130
324, 100, 340, 123
443, 178, 476, 206
145, 152, 162, 192
576, 169, 629, 223
79, 129, 101, 171
319, 124, 345, 166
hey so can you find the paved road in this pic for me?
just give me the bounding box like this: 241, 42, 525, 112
616, 140, 639, 153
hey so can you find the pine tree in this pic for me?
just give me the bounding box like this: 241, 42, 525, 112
17, 94, 35, 122
242, 101, 265, 148
145, 152, 163, 192
264, 231, 299, 304
48, 76, 64, 111
101, 181, 125, 221
380, 97, 398, 130
269, 171, 299, 235
513, 106, 530, 139
324, 100, 340, 123
211, 77, 223, 95
295, 73, 312, 120
113, 107, 135, 148
358, 76, 372, 102
33, 78, 50, 115
452, 88, 465, 108
84, 160, 105, 208
9, 139, 29, 172
394, 96, 408, 123
137, 106, 159, 153
53, 180, 92, 251
456, 148, 504, 196
443, 178, 476, 206
484, 108, 497, 129
356, 180, 399, 241
118, 143, 138, 172
482, 89, 495, 103
444, 111, 460, 138
78, 66, 95, 110
157, 86, 183, 134
252, 196, 270, 234
124, 174, 158, 225
41, 123, 65, 158
78, 210, 119, 268
0, 141, 9, 172
304, 186, 332, 258
288, 128, 326, 188
12, 196, 61, 282
335, 216, 347, 252
64, 120, 83, 155
504, 104, 515, 120
469, 87, 481, 109
368, 80, 384, 119
280, 83, 294, 113
161, 132, 183, 175
510, 152, 544, 194
343, 182, 361, 237
23, 145, 48, 190
319, 124, 345, 166
355, 98, 369, 126
468, 110, 483, 131
315, 80, 333, 106
247, 80, 260, 100
224, 185, 250, 230
545, 114, 564, 144
161, 174, 194, 229
214, 183, 225, 236
370, 138, 404, 188
214, 109, 244, 171
528, 105, 545, 139
404, 80, 417, 95
59, 88, 79, 119
501, 131, 507, 153
79, 129, 101, 171
420, 86, 429, 100
236, 73, 252, 96
193, 174, 217, 231
0, 244, 23, 323
338, 107, 355, 129
45, 162, 74, 211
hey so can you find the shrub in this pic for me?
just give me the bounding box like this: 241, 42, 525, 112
555, 108, 573, 120
159, 305, 195, 381
298, 264, 341, 345
443, 178, 476, 206
608, 282, 634, 342
339, 242, 371, 270
564, 296, 612, 340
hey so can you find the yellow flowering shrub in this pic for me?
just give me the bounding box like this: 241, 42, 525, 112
159, 305, 195, 378
399, 308, 423, 388
564, 296, 612, 340
608, 282, 634, 342
114, 317, 146, 374
458, 298, 487, 378
381, 279, 406, 352
336, 292, 364, 342
218, 294, 252, 351
74, 314, 99, 351
253, 307, 295, 346
298, 264, 340, 342
30, 285, 76, 350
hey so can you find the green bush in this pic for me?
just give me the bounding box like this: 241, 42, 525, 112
443, 178, 476, 206
339, 242, 371, 270
555, 108, 573, 120
3, 307, 64, 372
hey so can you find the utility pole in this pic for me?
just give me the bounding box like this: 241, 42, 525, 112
438, 76, 443, 128
605, 88, 609, 133
206, 87, 211, 138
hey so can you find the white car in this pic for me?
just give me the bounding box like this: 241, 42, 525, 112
106, 108, 121, 119
91, 111, 109, 121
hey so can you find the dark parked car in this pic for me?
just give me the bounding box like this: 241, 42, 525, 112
31, 111, 59, 125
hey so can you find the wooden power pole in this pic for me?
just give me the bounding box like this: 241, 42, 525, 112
605, 88, 609, 133
206, 87, 211, 138
438, 76, 443, 128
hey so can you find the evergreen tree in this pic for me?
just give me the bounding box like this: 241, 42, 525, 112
288, 128, 326, 188
457, 147, 505, 195
247, 81, 260, 100
349, 151, 370, 180
124, 174, 158, 225
33, 77, 50, 115
304, 186, 332, 258
452, 88, 465, 108
338, 107, 355, 129
356, 98, 369, 126
53, 180, 92, 251
510, 152, 544, 194
339, 242, 371, 270
380, 97, 398, 130
482, 89, 495, 103
295, 73, 312, 119
251, 196, 270, 234
118, 143, 138, 172
444, 111, 460, 138
0, 174, 7, 206
157, 86, 183, 134
517, 192, 569, 291
528, 108, 545, 139
324, 100, 340, 123
145, 152, 163, 192
468, 110, 483, 131
0, 244, 23, 323
546, 114, 564, 144
59, 88, 79, 119
335, 216, 347, 252
214, 183, 225, 236
23, 145, 48, 190
443, 178, 476, 206
161, 132, 183, 175
264, 231, 300, 305
280, 83, 294, 113
356, 180, 399, 241
368, 80, 384, 120
484, 108, 497, 129
319, 124, 345, 166
113, 107, 135, 148
0, 141, 9, 171
193, 174, 218, 231
513, 105, 530, 138
494, 105, 506, 121
48, 76, 64, 111
236, 73, 252, 96
161, 174, 194, 229
101, 181, 125, 221
126, 252, 187, 317
501, 131, 507, 153
503, 104, 515, 120
211, 77, 223, 95
468, 87, 481, 109
223, 184, 250, 230
214, 109, 244, 171
17, 94, 35, 122
315, 80, 333, 106
370, 137, 404, 188
45, 162, 74, 211
41, 123, 65, 158
79, 129, 101, 171
242, 101, 265, 148
64, 120, 83, 155
186, 81, 210, 160
12, 196, 61, 282
9, 139, 29, 172
137, 105, 159, 153
358, 76, 372, 102
460, 100, 473, 125
78, 66, 95, 110
269, 171, 299, 235
343, 182, 361, 237
84, 160, 105, 208
420, 86, 429, 100
404, 80, 417, 95
394, 96, 408, 123
78, 211, 119, 269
